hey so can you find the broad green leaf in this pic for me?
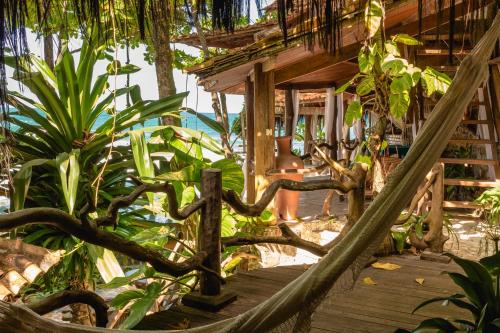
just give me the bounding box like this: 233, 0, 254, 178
356, 75, 375, 96
344, 100, 363, 126
364, 0, 384, 38
180, 186, 196, 207
130, 130, 155, 204
421, 67, 452, 96
381, 54, 408, 76
156, 165, 200, 183
384, 41, 400, 56
389, 90, 410, 119
479, 251, 500, 276
119, 282, 163, 329
392, 33, 422, 46
335, 73, 360, 93
390, 74, 413, 94
354, 154, 372, 168
211, 158, 245, 193
111, 290, 144, 309
413, 318, 458, 332
184, 108, 225, 134
391, 231, 406, 253
358, 50, 374, 74
56, 150, 80, 214
12, 159, 50, 210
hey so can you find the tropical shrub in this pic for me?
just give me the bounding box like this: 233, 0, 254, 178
407, 253, 500, 332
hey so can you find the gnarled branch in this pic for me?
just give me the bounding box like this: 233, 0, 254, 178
222, 179, 357, 217
26, 290, 108, 328
0, 208, 208, 277
94, 183, 206, 227
222, 223, 328, 256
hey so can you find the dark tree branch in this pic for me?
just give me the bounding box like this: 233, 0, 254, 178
222, 179, 357, 217
222, 223, 328, 256
27, 290, 108, 328
0, 208, 209, 278
94, 183, 206, 227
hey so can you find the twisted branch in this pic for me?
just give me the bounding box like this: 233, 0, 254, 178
222, 223, 328, 256
94, 183, 206, 227
0, 208, 210, 278
222, 179, 357, 217
26, 290, 108, 328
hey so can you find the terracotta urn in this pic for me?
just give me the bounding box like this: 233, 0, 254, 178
274, 136, 304, 221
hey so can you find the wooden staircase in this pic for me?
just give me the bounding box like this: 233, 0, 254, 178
438, 83, 499, 210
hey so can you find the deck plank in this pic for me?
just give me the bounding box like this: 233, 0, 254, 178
136, 255, 469, 332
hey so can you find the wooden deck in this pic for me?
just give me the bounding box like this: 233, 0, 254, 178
136, 255, 469, 332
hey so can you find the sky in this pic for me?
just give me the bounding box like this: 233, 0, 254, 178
6, 1, 270, 114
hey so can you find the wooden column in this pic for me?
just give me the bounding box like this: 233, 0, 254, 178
284, 88, 294, 137
304, 115, 312, 154
183, 169, 236, 311
198, 169, 222, 296
245, 77, 256, 203
253, 63, 275, 199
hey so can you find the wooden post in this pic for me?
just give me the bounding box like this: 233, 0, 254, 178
199, 169, 222, 296
182, 169, 237, 311
245, 77, 256, 203
304, 115, 312, 154
253, 63, 275, 200
284, 88, 294, 137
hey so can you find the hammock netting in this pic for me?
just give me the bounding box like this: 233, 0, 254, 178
0, 10, 499, 333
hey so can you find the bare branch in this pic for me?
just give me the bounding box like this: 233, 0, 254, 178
312, 144, 358, 180
222, 223, 328, 256
0, 208, 207, 277
223, 179, 357, 217
26, 290, 108, 328
94, 183, 206, 227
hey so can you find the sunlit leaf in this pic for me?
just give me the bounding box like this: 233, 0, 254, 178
344, 100, 363, 126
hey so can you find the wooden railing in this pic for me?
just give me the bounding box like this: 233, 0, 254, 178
0, 166, 365, 314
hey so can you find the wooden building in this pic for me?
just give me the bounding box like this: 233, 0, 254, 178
177, 0, 499, 207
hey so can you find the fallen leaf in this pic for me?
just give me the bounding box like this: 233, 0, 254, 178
363, 277, 377, 285
371, 262, 401, 271
415, 278, 425, 285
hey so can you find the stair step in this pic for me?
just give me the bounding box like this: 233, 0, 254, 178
444, 179, 498, 187
448, 139, 493, 145
417, 48, 471, 56
461, 119, 489, 125
443, 201, 482, 209
439, 158, 497, 165
420, 33, 471, 41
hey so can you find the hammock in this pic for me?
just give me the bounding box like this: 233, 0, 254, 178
0, 12, 499, 333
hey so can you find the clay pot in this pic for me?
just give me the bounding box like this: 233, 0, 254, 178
274, 136, 304, 221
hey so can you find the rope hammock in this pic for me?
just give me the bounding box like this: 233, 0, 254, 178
0, 11, 499, 333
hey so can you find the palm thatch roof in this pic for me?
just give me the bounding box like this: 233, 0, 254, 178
0, 238, 62, 300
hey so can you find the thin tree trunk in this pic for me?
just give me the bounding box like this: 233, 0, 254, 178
191, 4, 233, 156
152, 5, 180, 126
43, 35, 54, 70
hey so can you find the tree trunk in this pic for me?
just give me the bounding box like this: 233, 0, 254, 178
191, 5, 233, 156
43, 35, 54, 70
152, 6, 180, 126
370, 115, 388, 196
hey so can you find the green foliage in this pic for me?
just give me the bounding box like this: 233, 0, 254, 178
410, 253, 500, 332
340, 0, 452, 129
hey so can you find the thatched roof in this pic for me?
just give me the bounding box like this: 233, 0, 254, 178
0, 238, 62, 300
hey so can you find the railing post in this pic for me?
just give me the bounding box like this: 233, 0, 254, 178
199, 168, 222, 295
182, 168, 237, 311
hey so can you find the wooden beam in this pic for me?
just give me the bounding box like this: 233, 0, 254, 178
284, 89, 294, 137
253, 63, 275, 200
276, 81, 337, 90
245, 77, 256, 204
274, 0, 485, 87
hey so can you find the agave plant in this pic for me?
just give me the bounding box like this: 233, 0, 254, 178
408, 253, 500, 332
4, 37, 186, 212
